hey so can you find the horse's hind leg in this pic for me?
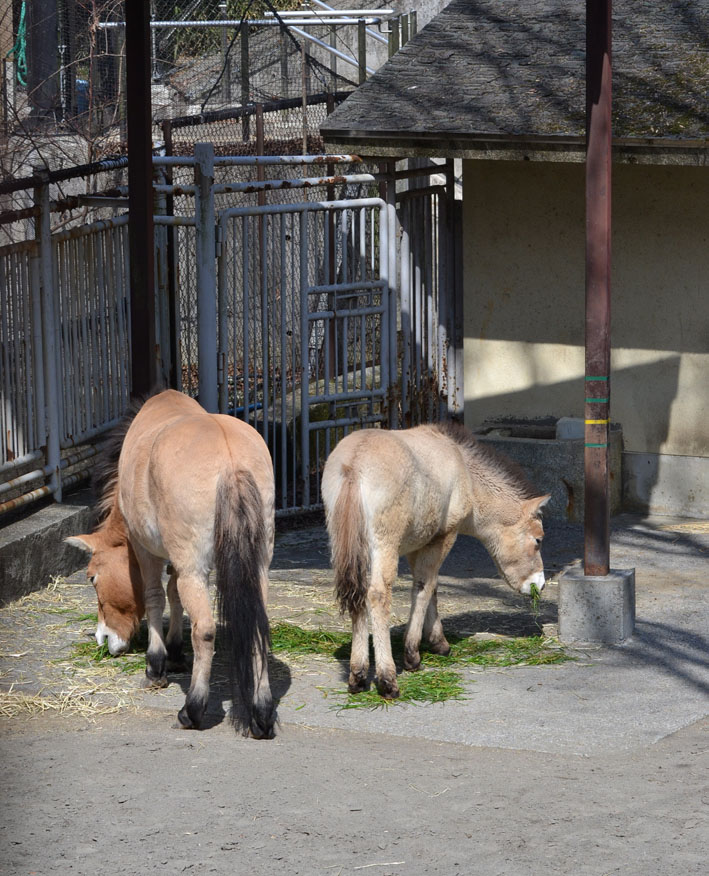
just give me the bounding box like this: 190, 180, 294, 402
404, 532, 456, 671
174, 573, 216, 729
348, 607, 370, 693
368, 548, 399, 699
134, 547, 169, 688
165, 567, 187, 672
423, 590, 451, 657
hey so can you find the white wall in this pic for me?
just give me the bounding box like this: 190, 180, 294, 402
462, 159, 709, 515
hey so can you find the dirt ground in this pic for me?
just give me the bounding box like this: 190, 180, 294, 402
1, 515, 709, 875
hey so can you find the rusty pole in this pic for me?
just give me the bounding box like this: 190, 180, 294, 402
584, 0, 612, 575
125, 0, 157, 398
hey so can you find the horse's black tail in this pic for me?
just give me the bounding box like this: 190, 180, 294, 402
214, 470, 275, 739
326, 463, 369, 617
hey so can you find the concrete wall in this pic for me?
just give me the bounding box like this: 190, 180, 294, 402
462, 159, 709, 517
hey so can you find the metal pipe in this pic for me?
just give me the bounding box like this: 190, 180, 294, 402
584, 0, 613, 576
126, 0, 157, 398
34, 170, 62, 501
194, 143, 218, 413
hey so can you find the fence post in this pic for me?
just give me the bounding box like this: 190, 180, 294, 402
385, 162, 398, 428
241, 23, 250, 141
299, 210, 311, 507
194, 143, 218, 413
33, 169, 62, 501
388, 16, 400, 58
358, 20, 366, 84
220, 3, 231, 103
410, 11, 418, 36
401, 13, 409, 46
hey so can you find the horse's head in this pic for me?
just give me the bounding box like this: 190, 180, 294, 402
481, 494, 551, 596
66, 532, 144, 655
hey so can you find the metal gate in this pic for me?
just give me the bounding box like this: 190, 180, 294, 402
216, 197, 391, 512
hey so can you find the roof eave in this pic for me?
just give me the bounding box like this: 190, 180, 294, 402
321, 129, 709, 166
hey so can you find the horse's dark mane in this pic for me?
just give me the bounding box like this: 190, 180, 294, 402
432, 420, 540, 501
92, 388, 164, 521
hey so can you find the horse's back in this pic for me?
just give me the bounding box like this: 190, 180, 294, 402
118, 391, 274, 561
323, 426, 471, 553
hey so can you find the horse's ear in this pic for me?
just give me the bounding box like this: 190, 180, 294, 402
65, 534, 99, 555
526, 495, 551, 518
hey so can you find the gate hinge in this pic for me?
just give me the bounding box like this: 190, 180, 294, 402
215, 224, 223, 259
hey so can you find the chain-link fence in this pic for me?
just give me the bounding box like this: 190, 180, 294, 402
1, 1, 404, 225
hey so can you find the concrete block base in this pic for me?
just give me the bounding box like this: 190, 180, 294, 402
558, 567, 636, 645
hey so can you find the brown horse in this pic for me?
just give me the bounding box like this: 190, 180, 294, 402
322, 422, 550, 699
67, 390, 276, 738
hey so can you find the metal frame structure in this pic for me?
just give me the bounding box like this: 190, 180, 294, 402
1, 149, 460, 517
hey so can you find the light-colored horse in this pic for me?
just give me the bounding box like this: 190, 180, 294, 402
322, 422, 550, 699
67, 390, 276, 738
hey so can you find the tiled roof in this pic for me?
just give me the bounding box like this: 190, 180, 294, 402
321, 0, 709, 158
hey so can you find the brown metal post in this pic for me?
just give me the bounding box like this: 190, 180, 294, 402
126, 0, 157, 397
584, 0, 612, 575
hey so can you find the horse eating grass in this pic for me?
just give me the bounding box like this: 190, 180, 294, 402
322, 422, 550, 700
67, 390, 276, 738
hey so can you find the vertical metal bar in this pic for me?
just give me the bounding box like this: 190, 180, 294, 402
194, 142, 218, 412
401, 13, 409, 46
388, 16, 400, 58
379, 202, 390, 408
126, 0, 156, 398
299, 210, 310, 506
584, 0, 612, 576
217, 217, 229, 413
301, 43, 308, 154
358, 20, 366, 84
329, 25, 337, 92
241, 23, 250, 141
260, 213, 269, 439
280, 213, 288, 509
34, 171, 62, 500
411, 10, 418, 36
243, 216, 250, 419
385, 165, 397, 426
162, 119, 179, 390
400, 199, 411, 422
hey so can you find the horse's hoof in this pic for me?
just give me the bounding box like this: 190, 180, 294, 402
141, 673, 168, 690
427, 640, 451, 657
377, 678, 400, 700
403, 649, 421, 672
348, 671, 369, 694
177, 704, 201, 730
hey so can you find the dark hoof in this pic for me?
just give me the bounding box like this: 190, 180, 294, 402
141, 672, 168, 690
404, 649, 421, 672
177, 703, 201, 730
348, 670, 370, 694
376, 677, 400, 700
248, 709, 276, 740
427, 640, 451, 657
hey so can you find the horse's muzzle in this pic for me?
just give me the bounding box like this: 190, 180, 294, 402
95, 622, 129, 656
520, 572, 546, 595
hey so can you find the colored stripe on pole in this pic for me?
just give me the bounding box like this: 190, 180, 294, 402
585, 397, 609, 403
585, 376, 608, 381
585, 418, 610, 425
585, 442, 608, 448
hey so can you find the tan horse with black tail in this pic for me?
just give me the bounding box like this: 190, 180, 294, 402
322, 422, 550, 700
67, 390, 276, 738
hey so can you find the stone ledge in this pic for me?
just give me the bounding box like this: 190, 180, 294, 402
0, 501, 95, 606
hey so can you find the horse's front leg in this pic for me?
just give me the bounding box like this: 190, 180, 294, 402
174, 572, 216, 730
165, 566, 187, 672
368, 549, 399, 699
404, 532, 457, 671
134, 547, 169, 688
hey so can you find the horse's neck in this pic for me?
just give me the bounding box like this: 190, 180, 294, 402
458, 456, 506, 537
